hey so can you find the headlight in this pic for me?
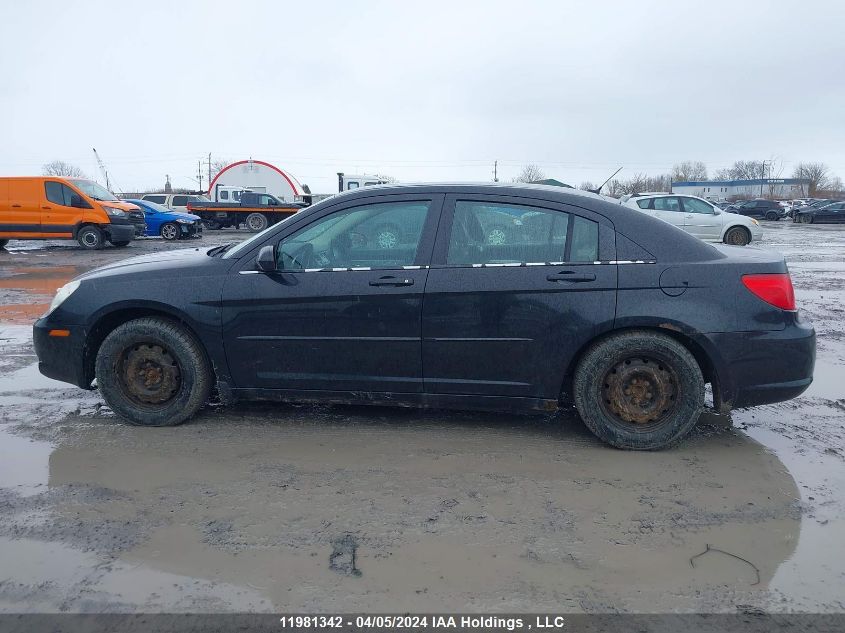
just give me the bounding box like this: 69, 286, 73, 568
44, 280, 80, 317
751, 219, 760, 226
176, 218, 192, 224
103, 206, 126, 217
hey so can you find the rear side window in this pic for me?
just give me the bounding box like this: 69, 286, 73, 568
445, 201, 598, 265
144, 195, 166, 204
171, 195, 189, 206
636, 199, 651, 209
652, 197, 681, 212
44, 182, 78, 206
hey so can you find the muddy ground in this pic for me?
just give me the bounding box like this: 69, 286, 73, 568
0, 225, 843, 613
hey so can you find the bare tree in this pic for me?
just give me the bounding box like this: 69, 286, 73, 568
512, 164, 546, 183
579, 181, 597, 191
671, 161, 708, 182
793, 162, 831, 196
42, 160, 85, 178
209, 159, 230, 180
714, 160, 766, 181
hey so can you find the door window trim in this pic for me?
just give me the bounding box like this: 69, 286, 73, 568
429, 194, 614, 268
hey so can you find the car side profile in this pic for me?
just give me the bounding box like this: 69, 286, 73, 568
34, 184, 815, 450
623, 194, 762, 246
124, 199, 203, 240
794, 200, 845, 224
727, 199, 788, 220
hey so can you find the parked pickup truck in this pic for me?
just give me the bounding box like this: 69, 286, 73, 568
187, 192, 306, 231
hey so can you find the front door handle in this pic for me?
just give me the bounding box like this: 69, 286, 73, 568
11, 204, 21, 208
369, 275, 414, 287
41, 205, 52, 210
546, 271, 596, 283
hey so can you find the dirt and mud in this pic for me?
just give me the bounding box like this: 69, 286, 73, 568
0, 225, 843, 613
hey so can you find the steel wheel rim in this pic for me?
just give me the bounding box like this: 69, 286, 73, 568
487, 228, 507, 245
116, 342, 181, 407
600, 355, 680, 430
376, 231, 398, 249
82, 231, 98, 247
247, 215, 266, 231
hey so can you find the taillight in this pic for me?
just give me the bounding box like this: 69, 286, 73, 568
742, 273, 796, 311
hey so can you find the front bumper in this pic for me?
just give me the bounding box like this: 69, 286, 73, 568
33, 319, 91, 389
706, 318, 815, 409
179, 222, 203, 238
102, 223, 136, 243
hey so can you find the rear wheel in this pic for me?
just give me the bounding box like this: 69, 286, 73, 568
160, 222, 179, 240
245, 213, 269, 232
801, 214, 813, 224
765, 211, 779, 221
723, 226, 750, 246
573, 331, 704, 450
0, 239, 8, 249
95, 317, 213, 427
77, 226, 104, 250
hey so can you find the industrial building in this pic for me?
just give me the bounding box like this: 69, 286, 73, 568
672, 178, 811, 201
208, 159, 306, 202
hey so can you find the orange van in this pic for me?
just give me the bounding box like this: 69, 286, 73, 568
0, 177, 144, 249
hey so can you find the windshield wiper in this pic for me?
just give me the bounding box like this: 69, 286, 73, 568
207, 243, 233, 257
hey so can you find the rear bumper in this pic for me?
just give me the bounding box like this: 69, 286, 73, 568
706, 318, 816, 409
33, 319, 91, 389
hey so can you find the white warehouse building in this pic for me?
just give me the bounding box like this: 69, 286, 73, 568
672, 178, 810, 201
208, 159, 306, 202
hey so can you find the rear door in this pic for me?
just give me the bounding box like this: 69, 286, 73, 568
421, 194, 616, 400
680, 196, 722, 240
222, 194, 443, 394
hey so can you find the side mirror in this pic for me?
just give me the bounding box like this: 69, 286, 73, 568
255, 245, 277, 272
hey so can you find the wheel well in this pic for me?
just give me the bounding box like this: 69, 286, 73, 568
561, 326, 721, 407
724, 225, 751, 241
83, 308, 207, 385
73, 222, 99, 238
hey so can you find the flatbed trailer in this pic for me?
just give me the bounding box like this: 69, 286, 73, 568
187, 201, 304, 232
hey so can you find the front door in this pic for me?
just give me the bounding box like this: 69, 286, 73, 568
422, 195, 617, 400
221, 195, 443, 394
680, 196, 722, 240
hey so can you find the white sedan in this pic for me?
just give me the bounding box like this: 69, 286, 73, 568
621, 194, 763, 246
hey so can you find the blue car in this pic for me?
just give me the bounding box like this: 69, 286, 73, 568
124, 199, 203, 241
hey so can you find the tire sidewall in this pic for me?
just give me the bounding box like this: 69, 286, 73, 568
574, 332, 704, 450
724, 227, 749, 246
77, 226, 103, 250
95, 320, 209, 426
246, 213, 268, 232
160, 223, 179, 240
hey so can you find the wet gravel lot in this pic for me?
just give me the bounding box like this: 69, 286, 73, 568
0, 224, 843, 613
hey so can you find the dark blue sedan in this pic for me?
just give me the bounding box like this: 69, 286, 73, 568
124, 199, 203, 240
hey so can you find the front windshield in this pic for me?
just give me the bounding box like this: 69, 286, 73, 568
69, 179, 119, 202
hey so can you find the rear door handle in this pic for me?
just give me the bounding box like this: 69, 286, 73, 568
546, 271, 596, 283
369, 275, 414, 287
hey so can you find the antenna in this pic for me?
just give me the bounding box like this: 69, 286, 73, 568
591, 167, 623, 194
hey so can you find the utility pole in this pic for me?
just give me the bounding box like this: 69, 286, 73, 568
492, 160, 498, 182
196, 161, 204, 193
761, 160, 770, 197
207, 153, 212, 191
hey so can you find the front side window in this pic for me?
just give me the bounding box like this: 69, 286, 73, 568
144, 195, 166, 204
683, 197, 715, 214
445, 201, 597, 265
172, 195, 189, 206
652, 197, 681, 212
44, 181, 78, 206
220, 190, 229, 200
347, 182, 359, 190
276, 200, 431, 270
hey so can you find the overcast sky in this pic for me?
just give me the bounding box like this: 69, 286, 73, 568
2, 0, 843, 194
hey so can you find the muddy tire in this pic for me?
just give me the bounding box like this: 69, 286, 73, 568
765, 211, 779, 221
95, 317, 213, 427
573, 330, 704, 450
723, 226, 750, 246
77, 226, 104, 250
245, 213, 269, 232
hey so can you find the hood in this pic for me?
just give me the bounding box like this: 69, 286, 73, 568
157, 210, 201, 221
76, 246, 220, 281
105, 201, 141, 211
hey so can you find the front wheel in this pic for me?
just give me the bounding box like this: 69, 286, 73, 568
245, 213, 269, 232
800, 214, 813, 224
160, 222, 179, 240
77, 226, 104, 250
723, 226, 750, 246
0, 239, 9, 249
95, 317, 213, 427
765, 211, 779, 221
573, 331, 704, 450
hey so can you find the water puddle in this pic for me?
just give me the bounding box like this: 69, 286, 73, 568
0, 265, 86, 324
0, 425, 52, 497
